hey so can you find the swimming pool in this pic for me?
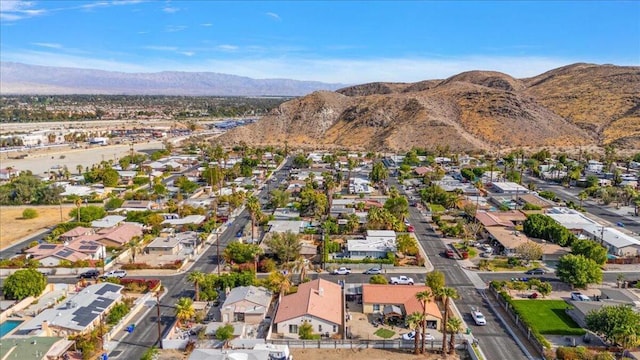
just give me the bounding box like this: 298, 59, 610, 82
0, 320, 23, 337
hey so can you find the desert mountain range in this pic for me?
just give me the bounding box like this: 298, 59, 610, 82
0, 62, 344, 96
220, 63, 640, 151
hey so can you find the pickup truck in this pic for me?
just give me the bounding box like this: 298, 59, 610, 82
390, 275, 414, 285
332, 267, 351, 275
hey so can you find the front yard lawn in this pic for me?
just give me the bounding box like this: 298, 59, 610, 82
374, 328, 396, 339
479, 258, 542, 272
511, 300, 586, 335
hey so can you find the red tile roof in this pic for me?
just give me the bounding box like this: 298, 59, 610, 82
362, 284, 441, 318
274, 279, 342, 325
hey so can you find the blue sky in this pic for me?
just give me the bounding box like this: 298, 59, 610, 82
1, 0, 639, 83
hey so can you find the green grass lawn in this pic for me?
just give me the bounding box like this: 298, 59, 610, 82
374, 328, 396, 339
511, 300, 586, 335
428, 204, 446, 213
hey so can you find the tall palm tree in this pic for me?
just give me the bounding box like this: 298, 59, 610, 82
346, 158, 358, 193
175, 297, 195, 327
323, 172, 336, 216
435, 287, 460, 354
76, 164, 84, 175
187, 271, 205, 301
246, 195, 261, 242
446, 317, 463, 354
406, 312, 423, 355
415, 290, 433, 354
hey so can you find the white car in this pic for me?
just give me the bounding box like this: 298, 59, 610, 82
332, 267, 351, 275
471, 309, 487, 326
570, 292, 591, 301
402, 331, 434, 341
100, 270, 127, 279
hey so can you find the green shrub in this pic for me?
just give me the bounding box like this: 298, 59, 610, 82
22, 208, 39, 219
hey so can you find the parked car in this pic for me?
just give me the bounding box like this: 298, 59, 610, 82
480, 251, 492, 258
332, 267, 351, 275
525, 268, 546, 275
390, 275, 414, 285
364, 267, 383, 275
401, 331, 434, 341
100, 270, 127, 279
78, 269, 100, 279
528, 292, 539, 299
471, 308, 487, 326
407, 225, 415, 232
570, 292, 590, 301
445, 249, 456, 259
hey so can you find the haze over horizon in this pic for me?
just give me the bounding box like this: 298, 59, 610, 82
1, 0, 639, 84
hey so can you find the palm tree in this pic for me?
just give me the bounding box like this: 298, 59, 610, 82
346, 158, 358, 193
187, 271, 205, 301
406, 312, 423, 355
126, 236, 142, 263
246, 195, 261, 242
446, 317, 463, 354
435, 287, 460, 354
415, 290, 433, 353
578, 191, 588, 208
323, 172, 336, 216
175, 297, 195, 327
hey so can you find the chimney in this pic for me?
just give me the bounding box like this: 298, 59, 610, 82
41, 320, 50, 336
318, 287, 324, 297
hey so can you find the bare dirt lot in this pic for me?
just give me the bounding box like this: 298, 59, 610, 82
0, 205, 74, 250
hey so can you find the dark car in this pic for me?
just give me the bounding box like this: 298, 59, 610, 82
78, 269, 100, 279
525, 268, 546, 275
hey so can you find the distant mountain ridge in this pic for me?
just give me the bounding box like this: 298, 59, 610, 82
219, 63, 640, 151
0, 62, 345, 96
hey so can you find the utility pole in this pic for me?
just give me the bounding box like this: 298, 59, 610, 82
156, 291, 162, 349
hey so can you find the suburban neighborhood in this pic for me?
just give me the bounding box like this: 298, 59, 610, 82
1, 135, 640, 360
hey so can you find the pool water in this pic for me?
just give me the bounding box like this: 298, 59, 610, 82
0, 320, 23, 337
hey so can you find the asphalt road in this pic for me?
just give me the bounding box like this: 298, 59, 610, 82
110, 158, 292, 359
0, 229, 53, 259
526, 176, 640, 234
389, 177, 531, 360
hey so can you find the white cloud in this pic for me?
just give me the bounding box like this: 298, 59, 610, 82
165, 25, 187, 32
200, 23, 212, 27
179, 51, 195, 57
265, 12, 280, 21
0, 0, 46, 21
31, 42, 63, 49
162, 6, 179, 13
217, 44, 239, 52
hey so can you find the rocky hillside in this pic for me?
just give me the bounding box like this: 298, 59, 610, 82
220, 63, 640, 151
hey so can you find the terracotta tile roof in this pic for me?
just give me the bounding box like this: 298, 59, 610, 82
362, 284, 441, 318
475, 211, 513, 227
59, 226, 94, 239
274, 279, 342, 325
76, 223, 143, 246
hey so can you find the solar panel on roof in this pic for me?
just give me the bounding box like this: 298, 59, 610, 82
56, 249, 74, 258
95, 284, 120, 295
40, 244, 57, 249
79, 245, 98, 250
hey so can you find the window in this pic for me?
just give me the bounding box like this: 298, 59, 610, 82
318, 325, 322, 332
289, 324, 298, 334
373, 304, 380, 311
333, 325, 338, 333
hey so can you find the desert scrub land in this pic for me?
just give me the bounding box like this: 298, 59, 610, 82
0, 205, 74, 249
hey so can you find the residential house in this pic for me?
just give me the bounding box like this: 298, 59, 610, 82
161, 215, 206, 227
65, 239, 107, 260
145, 235, 183, 255
0, 168, 20, 180
220, 286, 273, 325
516, 194, 556, 209
349, 177, 372, 194
58, 226, 94, 242
488, 182, 530, 195
26, 244, 90, 267
581, 224, 640, 257
0, 337, 74, 359
274, 279, 342, 339
362, 284, 442, 330
346, 230, 397, 259
189, 344, 290, 360
267, 220, 307, 235
76, 223, 143, 248
91, 215, 126, 229
19, 283, 123, 336
272, 208, 301, 221
118, 200, 156, 212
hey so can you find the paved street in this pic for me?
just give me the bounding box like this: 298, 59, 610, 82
389, 177, 533, 360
